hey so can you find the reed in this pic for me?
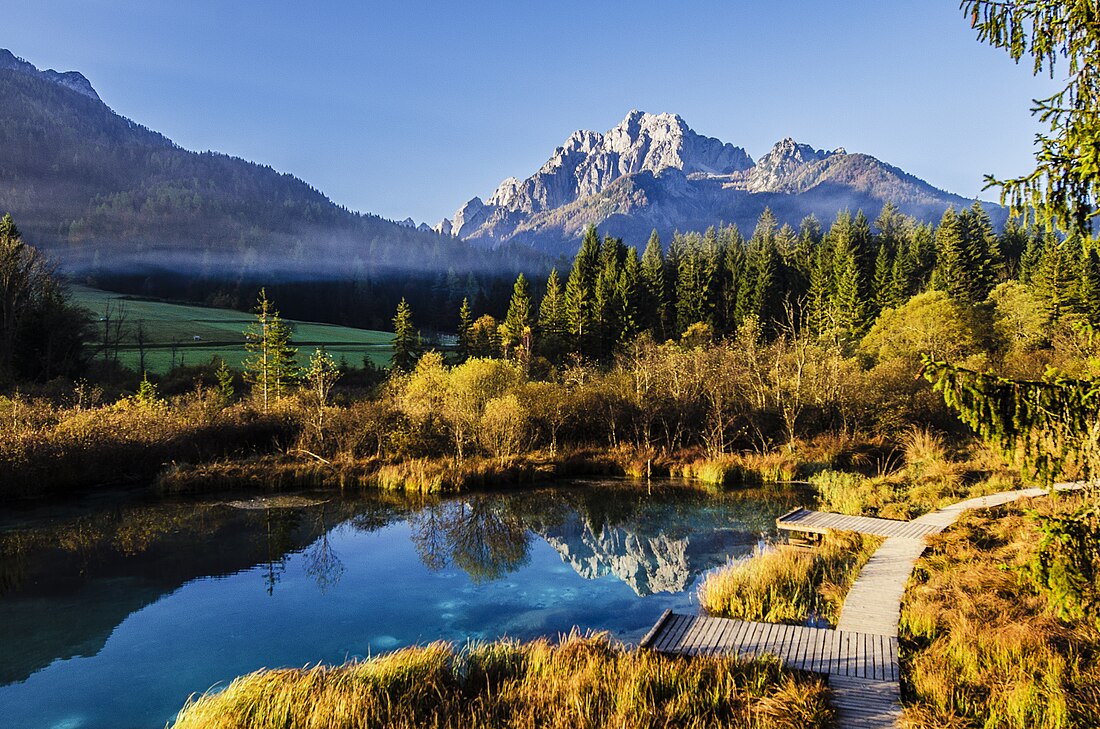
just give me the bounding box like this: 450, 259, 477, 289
698, 531, 881, 625
170, 633, 832, 729
900, 496, 1100, 729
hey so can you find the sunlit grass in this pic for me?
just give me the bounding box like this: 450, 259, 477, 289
170, 633, 833, 729
698, 531, 881, 626
900, 495, 1100, 729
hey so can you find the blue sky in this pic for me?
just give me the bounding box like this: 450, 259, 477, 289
6, 1, 1059, 225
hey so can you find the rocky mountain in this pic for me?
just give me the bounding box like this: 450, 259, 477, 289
0, 48, 100, 101
438, 111, 985, 255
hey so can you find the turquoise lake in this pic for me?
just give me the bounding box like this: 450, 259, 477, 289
0, 480, 801, 729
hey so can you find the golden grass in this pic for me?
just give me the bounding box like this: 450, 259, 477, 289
698, 531, 881, 626
170, 633, 833, 729
900, 495, 1100, 729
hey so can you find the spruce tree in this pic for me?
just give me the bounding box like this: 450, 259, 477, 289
537, 268, 567, 361
1080, 247, 1100, 326
932, 207, 988, 306
616, 248, 642, 343
501, 273, 532, 357
391, 297, 419, 372
457, 297, 473, 363
244, 288, 298, 411
563, 226, 601, 354
872, 242, 895, 315
639, 230, 667, 339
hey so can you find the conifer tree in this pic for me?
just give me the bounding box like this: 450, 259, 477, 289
932, 208, 988, 306
1032, 235, 1081, 318
872, 243, 895, 315
676, 233, 706, 333
537, 268, 567, 361
457, 297, 473, 363
616, 249, 642, 343
717, 225, 746, 333
827, 210, 869, 338
639, 230, 668, 339
1080, 247, 1100, 326
244, 288, 298, 411
501, 273, 532, 357
564, 226, 601, 354
391, 297, 419, 372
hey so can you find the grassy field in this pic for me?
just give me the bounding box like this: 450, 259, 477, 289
70, 285, 393, 373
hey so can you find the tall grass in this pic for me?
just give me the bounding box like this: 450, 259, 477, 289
170, 633, 832, 729
900, 496, 1100, 729
698, 531, 881, 625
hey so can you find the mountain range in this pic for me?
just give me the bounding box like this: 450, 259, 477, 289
1, 49, 996, 276
438, 110, 989, 255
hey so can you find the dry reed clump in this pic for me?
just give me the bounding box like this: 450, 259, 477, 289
671, 451, 803, 488
900, 497, 1100, 729
698, 531, 881, 625
169, 633, 833, 729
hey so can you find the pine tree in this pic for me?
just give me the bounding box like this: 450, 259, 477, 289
501, 273, 532, 359
1080, 247, 1100, 326
931, 207, 989, 306
827, 210, 869, 338
391, 297, 419, 372
717, 225, 746, 333
244, 288, 297, 411
676, 233, 706, 333
1033, 235, 1081, 318
872, 242, 895, 315
563, 226, 601, 354
537, 268, 567, 361
457, 297, 473, 363
639, 230, 668, 339
616, 248, 641, 343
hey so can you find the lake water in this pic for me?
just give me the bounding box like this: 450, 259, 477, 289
0, 480, 801, 729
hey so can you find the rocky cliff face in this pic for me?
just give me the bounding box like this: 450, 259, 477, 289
439, 111, 753, 240
438, 111, 980, 255
0, 49, 100, 101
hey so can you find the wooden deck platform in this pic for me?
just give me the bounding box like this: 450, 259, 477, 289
639, 484, 1087, 728
640, 610, 899, 681
776, 508, 944, 540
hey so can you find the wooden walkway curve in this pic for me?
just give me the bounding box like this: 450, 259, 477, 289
641, 482, 1084, 729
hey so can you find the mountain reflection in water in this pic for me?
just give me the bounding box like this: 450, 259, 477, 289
0, 480, 799, 729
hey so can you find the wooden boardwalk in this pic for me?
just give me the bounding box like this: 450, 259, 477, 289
641, 483, 1085, 728
640, 610, 899, 681
777, 507, 943, 540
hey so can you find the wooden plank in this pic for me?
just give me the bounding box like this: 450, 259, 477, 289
651, 613, 682, 652
695, 617, 722, 656
708, 618, 736, 656
677, 615, 705, 655
656, 614, 689, 652
639, 609, 672, 649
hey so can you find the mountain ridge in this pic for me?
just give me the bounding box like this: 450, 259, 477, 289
438, 111, 985, 254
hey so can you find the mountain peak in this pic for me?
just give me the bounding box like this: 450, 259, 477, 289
746, 137, 836, 193
449, 111, 753, 239
0, 49, 100, 102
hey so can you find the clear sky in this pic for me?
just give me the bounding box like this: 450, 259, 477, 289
5, 0, 1059, 225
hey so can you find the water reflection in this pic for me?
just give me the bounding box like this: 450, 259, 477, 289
0, 481, 801, 702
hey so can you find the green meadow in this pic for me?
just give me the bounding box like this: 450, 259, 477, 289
70, 285, 393, 373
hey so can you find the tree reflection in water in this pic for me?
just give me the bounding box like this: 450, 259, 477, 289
409, 496, 530, 583
303, 505, 345, 593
